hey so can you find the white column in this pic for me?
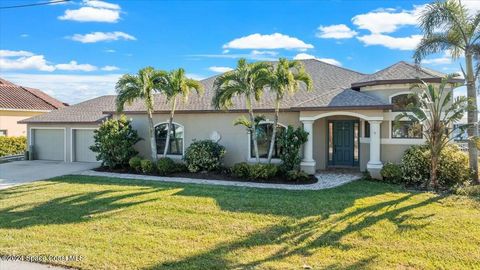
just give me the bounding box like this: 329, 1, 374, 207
367, 120, 383, 175
300, 120, 316, 174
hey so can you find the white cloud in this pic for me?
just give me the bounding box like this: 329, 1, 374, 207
316, 24, 358, 39
55, 61, 97, 71
70, 31, 136, 43
356, 34, 422, 50
251, 50, 278, 56
101, 65, 119, 71
0, 73, 121, 104
190, 50, 278, 61
58, 1, 120, 23
293, 53, 342, 66
104, 49, 116, 53
0, 51, 55, 72
186, 73, 206, 80
20, 34, 29, 38
223, 33, 313, 51
0, 50, 34, 57
209, 66, 233, 73
352, 6, 423, 34
421, 51, 452, 65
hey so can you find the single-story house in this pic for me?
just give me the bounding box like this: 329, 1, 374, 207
0, 78, 67, 137
19, 60, 462, 177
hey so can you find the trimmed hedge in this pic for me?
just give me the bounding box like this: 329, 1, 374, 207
0, 136, 26, 157
184, 140, 226, 172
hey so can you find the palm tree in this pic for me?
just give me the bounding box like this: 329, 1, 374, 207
212, 58, 271, 163
266, 58, 313, 163
394, 75, 470, 189
156, 68, 204, 157
414, 0, 479, 183
116, 67, 165, 161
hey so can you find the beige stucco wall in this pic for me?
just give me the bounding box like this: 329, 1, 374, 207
27, 123, 99, 162
126, 112, 301, 166
0, 110, 45, 137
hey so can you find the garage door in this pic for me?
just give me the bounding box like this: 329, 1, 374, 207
33, 129, 64, 161
73, 129, 97, 162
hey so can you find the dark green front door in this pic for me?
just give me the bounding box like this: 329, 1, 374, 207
333, 121, 354, 166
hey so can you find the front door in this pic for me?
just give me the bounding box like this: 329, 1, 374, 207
332, 121, 354, 166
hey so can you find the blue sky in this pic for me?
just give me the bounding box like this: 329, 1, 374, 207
0, 0, 478, 104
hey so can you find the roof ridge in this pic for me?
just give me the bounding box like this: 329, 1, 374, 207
308, 58, 365, 75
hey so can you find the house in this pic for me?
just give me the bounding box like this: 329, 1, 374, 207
0, 78, 67, 137
19, 60, 463, 178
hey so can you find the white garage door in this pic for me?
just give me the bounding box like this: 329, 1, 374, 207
73, 129, 97, 162
33, 129, 65, 161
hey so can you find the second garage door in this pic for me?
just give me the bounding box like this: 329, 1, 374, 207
33, 129, 65, 161
73, 129, 97, 162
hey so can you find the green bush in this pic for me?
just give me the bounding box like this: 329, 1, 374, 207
401, 144, 471, 188
156, 157, 175, 176
90, 116, 141, 169
140, 159, 153, 174
278, 126, 309, 171
0, 136, 26, 157
380, 162, 402, 183
455, 185, 480, 197
250, 164, 278, 180
286, 170, 310, 182
129, 156, 142, 172
231, 162, 251, 178
184, 140, 226, 172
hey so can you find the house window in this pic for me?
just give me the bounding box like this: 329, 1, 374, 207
364, 121, 370, 138
391, 94, 418, 112
250, 123, 286, 158
0, 130, 6, 136
155, 123, 183, 155
392, 121, 423, 138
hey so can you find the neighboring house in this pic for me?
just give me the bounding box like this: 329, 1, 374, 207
0, 78, 66, 137
19, 60, 463, 177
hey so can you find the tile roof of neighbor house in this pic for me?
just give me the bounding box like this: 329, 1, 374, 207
351, 61, 461, 88
20, 60, 456, 124
0, 78, 67, 111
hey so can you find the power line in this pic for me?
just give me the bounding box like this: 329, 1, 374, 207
0, 0, 70, 10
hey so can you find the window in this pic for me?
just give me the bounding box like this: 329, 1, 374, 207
364, 121, 370, 138
155, 123, 183, 155
392, 121, 423, 138
250, 123, 286, 159
391, 94, 418, 112
0, 130, 6, 136
453, 124, 468, 141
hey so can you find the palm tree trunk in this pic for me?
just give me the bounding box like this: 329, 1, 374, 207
465, 52, 479, 184
163, 98, 177, 157
147, 109, 157, 161
267, 101, 280, 163
430, 152, 439, 190
247, 97, 260, 163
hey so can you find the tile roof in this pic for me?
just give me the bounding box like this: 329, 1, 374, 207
23, 60, 449, 124
0, 78, 67, 111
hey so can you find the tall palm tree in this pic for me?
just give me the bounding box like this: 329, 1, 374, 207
212, 58, 271, 163
116, 67, 165, 161
266, 58, 313, 163
395, 75, 470, 189
414, 0, 479, 183
157, 68, 204, 157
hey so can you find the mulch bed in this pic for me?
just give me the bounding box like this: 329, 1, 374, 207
94, 167, 317, 185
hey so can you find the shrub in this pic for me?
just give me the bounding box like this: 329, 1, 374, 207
455, 185, 480, 197
129, 156, 142, 172
250, 164, 278, 180
157, 157, 175, 175
231, 162, 251, 178
286, 170, 310, 182
380, 162, 402, 183
184, 140, 226, 172
140, 159, 153, 174
0, 136, 26, 157
278, 126, 309, 171
401, 144, 471, 189
90, 116, 141, 169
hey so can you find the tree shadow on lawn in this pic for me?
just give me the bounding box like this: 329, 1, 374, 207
150, 183, 440, 269
0, 177, 168, 229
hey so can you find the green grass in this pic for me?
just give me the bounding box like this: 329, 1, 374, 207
1, 176, 479, 270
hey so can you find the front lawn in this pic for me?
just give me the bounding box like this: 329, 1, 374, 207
0, 176, 479, 269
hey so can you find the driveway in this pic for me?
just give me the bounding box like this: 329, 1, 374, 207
0, 160, 99, 190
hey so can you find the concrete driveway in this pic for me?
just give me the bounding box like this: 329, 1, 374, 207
0, 160, 99, 190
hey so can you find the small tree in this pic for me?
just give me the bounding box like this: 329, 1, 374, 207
394, 75, 470, 189
90, 116, 141, 169
277, 125, 309, 171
